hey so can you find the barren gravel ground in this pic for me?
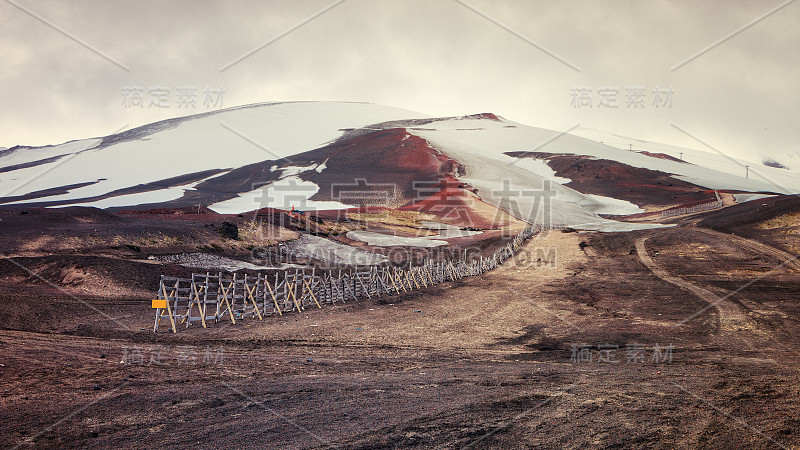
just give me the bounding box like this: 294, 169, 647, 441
1, 224, 799, 448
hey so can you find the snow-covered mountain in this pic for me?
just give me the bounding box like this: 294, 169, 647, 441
1, 101, 798, 232
0, 102, 428, 209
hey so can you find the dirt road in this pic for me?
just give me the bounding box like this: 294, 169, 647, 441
692, 227, 800, 272
635, 235, 752, 332
2, 228, 800, 448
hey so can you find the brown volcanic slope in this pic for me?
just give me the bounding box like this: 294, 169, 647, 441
300, 128, 464, 207
0, 206, 295, 257
506, 151, 724, 210
698, 194, 800, 254
133, 128, 465, 213
0, 206, 298, 298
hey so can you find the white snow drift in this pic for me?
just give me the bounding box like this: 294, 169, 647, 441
208, 176, 352, 214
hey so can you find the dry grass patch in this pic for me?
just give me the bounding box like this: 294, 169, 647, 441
757, 211, 800, 230
345, 210, 440, 236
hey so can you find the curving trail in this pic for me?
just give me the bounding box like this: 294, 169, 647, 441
691, 227, 800, 273
635, 235, 751, 331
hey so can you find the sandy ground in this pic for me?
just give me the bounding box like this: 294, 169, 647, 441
1, 222, 800, 448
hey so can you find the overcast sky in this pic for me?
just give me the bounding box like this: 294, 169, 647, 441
2, 0, 798, 163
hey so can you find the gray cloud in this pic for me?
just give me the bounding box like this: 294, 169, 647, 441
1, 0, 798, 164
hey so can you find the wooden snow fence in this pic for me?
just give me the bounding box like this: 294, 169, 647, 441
153, 224, 561, 332
661, 195, 723, 218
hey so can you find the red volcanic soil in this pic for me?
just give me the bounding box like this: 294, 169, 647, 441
399, 177, 526, 232
506, 151, 720, 209
292, 128, 465, 208
637, 151, 686, 163
468, 112, 501, 121
319, 127, 458, 173
398, 176, 470, 211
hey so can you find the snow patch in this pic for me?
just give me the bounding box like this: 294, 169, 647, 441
51, 185, 194, 209
733, 193, 776, 203
568, 221, 676, 232
9, 170, 230, 208
282, 234, 388, 265
418, 221, 484, 238
347, 230, 449, 247
348, 221, 483, 247
507, 156, 571, 184
419, 221, 452, 230
150, 253, 301, 272
208, 176, 352, 214
581, 194, 644, 215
